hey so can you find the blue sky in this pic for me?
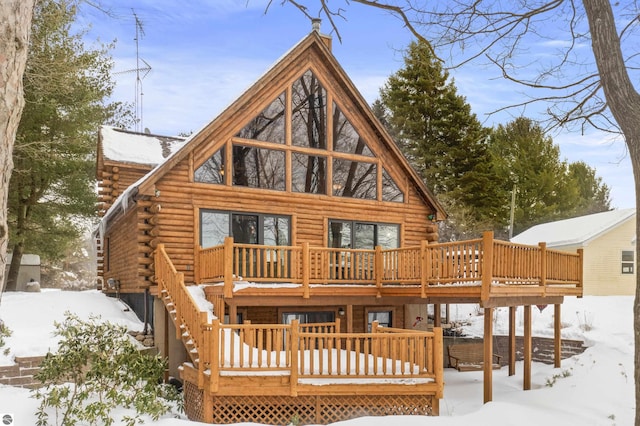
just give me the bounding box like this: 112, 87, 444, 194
80, 0, 634, 210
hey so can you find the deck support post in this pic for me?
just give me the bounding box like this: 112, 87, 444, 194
346, 304, 353, 333
483, 307, 493, 403
508, 306, 516, 376
290, 319, 299, 396
420, 240, 429, 298
523, 305, 532, 390
434, 327, 444, 399
228, 304, 238, 324
375, 245, 383, 298
539, 242, 547, 296
577, 248, 584, 292
433, 304, 441, 327
223, 237, 234, 299
481, 231, 494, 302
210, 319, 220, 393
202, 391, 213, 423
302, 242, 310, 298
554, 303, 561, 368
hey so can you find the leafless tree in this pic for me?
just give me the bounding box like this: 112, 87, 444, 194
270, 0, 640, 422
0, 1, 36, 294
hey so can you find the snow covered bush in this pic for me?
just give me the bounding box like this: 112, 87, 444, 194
33, 312, 182, 426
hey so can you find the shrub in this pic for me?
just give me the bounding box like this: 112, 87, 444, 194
0, 319, 11, 356
33, 312, 182, 426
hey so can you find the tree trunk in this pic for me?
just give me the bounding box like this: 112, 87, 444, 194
5, 242, 23, 292
0, 0, 35, 294
582, 1, 640, 424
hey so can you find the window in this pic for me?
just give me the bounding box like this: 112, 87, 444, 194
282, 311, 335, 324
367, 309, 393, 331
382, 168, 404, 202
195, 148, 225, 184
291, 70, 327, 149
332, 159, 377, 200
236, 92, 286, 144
200, 210, 290, 248
333, 102, 373, 156
292, 153, 327, 194
232, 145, 285, 190
192, 68, 408, 205
328, 220, 399, 249
622, 250, 634, 274
201, 211, 230, 247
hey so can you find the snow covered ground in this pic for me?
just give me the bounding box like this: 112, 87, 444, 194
0, 289, 634, 425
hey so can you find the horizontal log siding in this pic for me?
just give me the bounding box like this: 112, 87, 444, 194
105, 208, 143, 293
245, 307, 279, 324
105, 162, 152, 192
98, 163, 152, 212
154, 162, 196, 282
148, 150, 437, 286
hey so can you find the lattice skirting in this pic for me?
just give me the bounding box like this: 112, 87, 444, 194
183, 384, 437, 424
183, 380, 205, 422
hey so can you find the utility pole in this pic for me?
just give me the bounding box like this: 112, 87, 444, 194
509, 184, 516, 239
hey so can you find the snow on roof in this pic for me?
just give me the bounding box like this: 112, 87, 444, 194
100, 126, 187, 166
511, 208, 636, 248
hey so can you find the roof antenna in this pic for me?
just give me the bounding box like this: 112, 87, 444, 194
312, 17, 321, 32
115, 10, 152, 133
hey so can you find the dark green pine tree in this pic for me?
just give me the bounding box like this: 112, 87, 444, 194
5, 0, 126, 290
378, 40, 500, 239
567, 161, 611, 216
488, 117, 611, 236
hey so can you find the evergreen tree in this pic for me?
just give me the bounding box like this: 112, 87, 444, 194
5, 0, 122, 290
489, 117, 611, 237
378, 40, 499, 239
567, 161, 612, 216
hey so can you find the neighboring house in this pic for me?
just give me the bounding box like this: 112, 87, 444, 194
95, 26, 583, 425
511, 208, 636, 296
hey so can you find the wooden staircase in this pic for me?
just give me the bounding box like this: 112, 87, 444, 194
155, 244, 213, 374
160, 288, 200, 366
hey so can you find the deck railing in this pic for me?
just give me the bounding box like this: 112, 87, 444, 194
158, 245, 444, 396
196, 231, 583, 301
156, 244, 209, 380
199, 318, 443, 395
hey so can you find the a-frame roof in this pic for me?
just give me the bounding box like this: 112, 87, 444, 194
101, 29, 446, 222
511, 208, 636, 248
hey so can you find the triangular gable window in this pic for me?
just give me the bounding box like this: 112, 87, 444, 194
194, 68, 404, 203
195, 147, 225, 184
333, 102, 373, 157
292, 70, 327, 149
382, 168, 404, 203
236, 92, 286, 144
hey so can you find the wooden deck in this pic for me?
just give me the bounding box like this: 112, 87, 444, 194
156, 245, 443, 424
155, 233, 582, 423
196, 231, 583, 305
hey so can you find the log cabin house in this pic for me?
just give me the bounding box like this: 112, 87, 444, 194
95, 26, 584, 425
